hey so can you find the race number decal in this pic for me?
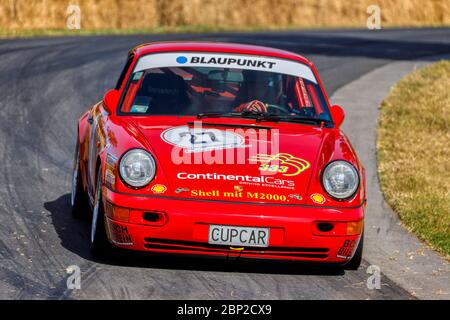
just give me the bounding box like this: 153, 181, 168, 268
161, 125, 246, 153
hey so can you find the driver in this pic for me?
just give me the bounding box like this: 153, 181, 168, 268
233, 70, 284, 113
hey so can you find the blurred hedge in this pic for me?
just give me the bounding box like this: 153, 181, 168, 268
0, 0, 448, 31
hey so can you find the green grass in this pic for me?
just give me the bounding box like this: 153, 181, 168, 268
0, 25, 234, 38
1, 24, 434, 39
2, 24, 449, 40
1, 24, 339, 39
377, 60, 450, 259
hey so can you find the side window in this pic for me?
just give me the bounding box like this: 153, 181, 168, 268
115, 53, 135, 90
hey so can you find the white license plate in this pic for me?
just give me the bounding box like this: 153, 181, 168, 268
208, 225, 269, 247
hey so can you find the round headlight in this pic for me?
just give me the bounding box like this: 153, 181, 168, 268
119, 149, 156, 188
322, 160, 359, 199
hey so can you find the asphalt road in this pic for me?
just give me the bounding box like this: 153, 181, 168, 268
0, 28, 449, 299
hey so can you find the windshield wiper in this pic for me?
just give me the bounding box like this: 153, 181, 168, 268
255, 114, 331, 126
196, 112, 242, 119
197, 111, 271, 120
196, 112, 331, 127
240, 112, 330, 126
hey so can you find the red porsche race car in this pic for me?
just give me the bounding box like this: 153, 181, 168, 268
71, 41, 366, 269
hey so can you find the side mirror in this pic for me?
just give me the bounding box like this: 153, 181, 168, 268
330, 104, 345, 128
102, 89, 120, 113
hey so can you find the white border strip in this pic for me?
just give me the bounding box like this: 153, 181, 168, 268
134, 53, 317, 84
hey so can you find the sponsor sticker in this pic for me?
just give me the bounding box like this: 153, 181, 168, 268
175, 187, 190, 194
186, 56, 276, 69
104, 154, 117, 189
133, 53, 318, 84
310, 193, 325, 204
130, 104, 149, 113
177, 172, 295, 190
151, 184, 167, 194
189, 188, 291, 203
108, 222, 133, 246
249, 153, 310, 176
104, 170, 116, 189
288, 194, 303, 201
337, 239, 357, 259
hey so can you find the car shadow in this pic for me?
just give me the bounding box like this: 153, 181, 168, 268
45, 193, 345, 276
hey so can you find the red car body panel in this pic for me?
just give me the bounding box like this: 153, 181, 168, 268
77, 42, 366, 264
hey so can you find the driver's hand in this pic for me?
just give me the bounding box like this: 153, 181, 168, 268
234, 100, 268, 113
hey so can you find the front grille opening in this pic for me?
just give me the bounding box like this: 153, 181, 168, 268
143, 238, 329, 259
317, 222, 334, 232
143, 212, 161, 222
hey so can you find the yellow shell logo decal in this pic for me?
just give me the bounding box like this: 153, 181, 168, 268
151, 184, 167, 194
249, 153, 310, 176
311, 193, 326, 204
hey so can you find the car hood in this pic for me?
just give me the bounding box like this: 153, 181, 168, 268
128, 117, 327, 205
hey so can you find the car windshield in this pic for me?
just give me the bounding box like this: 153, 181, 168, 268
119, 55, 331, 122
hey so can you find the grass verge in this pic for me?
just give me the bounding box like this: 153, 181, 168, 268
0, 25, 364, 39
2, 25, 449, 40
0, 26, 232, 38
377, 60, 450, 258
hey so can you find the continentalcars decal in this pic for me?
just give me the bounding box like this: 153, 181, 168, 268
176, 172, 295, 189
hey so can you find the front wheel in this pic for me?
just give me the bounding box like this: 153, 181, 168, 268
90, 169, 111, 255
71, 140, 88, 217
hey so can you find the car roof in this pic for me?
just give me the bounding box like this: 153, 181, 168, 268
132, 41, 313, 67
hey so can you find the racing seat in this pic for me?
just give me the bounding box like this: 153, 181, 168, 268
139, 73, 190, 115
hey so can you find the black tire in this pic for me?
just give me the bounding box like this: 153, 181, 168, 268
344, 231, 364, 270
71, 140, 88, 217
90, 169, 112, 256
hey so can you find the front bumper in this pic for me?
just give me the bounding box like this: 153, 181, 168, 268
102, 188, 364, 263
